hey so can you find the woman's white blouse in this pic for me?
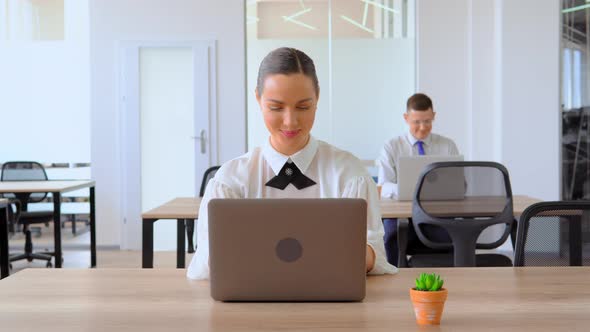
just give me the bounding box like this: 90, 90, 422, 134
187, 136, 398, 279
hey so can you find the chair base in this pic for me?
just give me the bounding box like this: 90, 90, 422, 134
408, 253, 513, 268
408, 254, 455, 267
9, 228, 56, 268
10, 252, 55, 268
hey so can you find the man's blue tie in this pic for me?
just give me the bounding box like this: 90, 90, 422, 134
416, 141, 425, 155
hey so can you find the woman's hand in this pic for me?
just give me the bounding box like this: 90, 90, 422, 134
366, 245, 376, 273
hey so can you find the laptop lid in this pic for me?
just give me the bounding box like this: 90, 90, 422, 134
396, 155, 464, 201
419, 165, 467, 201
208, 198, 367, 302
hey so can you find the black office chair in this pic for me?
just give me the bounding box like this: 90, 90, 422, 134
1, 161, 56, 267
186, 166, 221, 253
398, 161, 514, 267
514, 201, 590, 266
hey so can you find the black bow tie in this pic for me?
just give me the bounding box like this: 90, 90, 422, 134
265, 161, 317, 190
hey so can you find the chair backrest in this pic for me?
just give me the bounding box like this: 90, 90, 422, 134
1, 161, 49, 203
199, 166, 221, 197
514, 201, 590, 267
412, 161, 514, 266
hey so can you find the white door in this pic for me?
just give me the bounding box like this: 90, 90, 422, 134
119, 41, 217, 250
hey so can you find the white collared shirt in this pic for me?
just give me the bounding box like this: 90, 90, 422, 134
187, 136, 398, 279
377, 132, 460, 199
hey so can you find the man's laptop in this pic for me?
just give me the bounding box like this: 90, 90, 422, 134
396, 155, 464, 201
208, 198, 367, 302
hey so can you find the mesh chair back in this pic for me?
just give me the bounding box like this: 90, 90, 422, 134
1, 161, 48, 202
199, 166, 221, 197
514, 201, 590, 266
418, 163, 509, 221
412, 161, 514, 266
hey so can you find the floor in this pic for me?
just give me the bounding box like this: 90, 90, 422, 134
9, 250, 195, 274
7, 220, 195, 275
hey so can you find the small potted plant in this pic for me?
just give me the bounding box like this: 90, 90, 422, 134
410, 273, 448, 325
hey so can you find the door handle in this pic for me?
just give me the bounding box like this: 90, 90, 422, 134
190, 129, 207, 154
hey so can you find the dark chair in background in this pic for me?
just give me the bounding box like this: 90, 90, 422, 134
186, 166, 221, 253
1, 161, 56, 267
514, 201, 590, 266
398, 161, 514, 267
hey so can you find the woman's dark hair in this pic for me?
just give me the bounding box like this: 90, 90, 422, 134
256, 47, 319, 96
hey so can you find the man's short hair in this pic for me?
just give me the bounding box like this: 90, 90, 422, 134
406, 93, 433, 112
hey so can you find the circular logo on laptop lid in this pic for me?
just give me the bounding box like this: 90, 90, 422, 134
275, 237, 303, 263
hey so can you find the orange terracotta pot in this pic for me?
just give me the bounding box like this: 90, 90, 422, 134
409, 288, 448, 325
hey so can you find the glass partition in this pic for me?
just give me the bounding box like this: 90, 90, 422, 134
246, 0, 415, 162
562, 0, 590, 199
0, 0, 65, 41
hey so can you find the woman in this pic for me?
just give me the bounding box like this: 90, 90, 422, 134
187, 47, 397, 279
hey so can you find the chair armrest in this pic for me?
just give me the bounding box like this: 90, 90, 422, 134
397, 218, 410, 268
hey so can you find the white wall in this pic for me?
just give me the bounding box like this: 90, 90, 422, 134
499, 0, 560, 200
470, 0, 498, 161
0, 0, 90, 164
417, 0, 560, 200
416, 0, 469, 154
90, 0, 246, 247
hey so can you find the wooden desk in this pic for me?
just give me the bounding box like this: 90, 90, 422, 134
0, 199, 8, 278
142, 197, 201, 269
0, 267, 588, 331
0, 180, 96, 275
141, 196, 541, 269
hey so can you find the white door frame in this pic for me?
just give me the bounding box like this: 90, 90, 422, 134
118, 40, 217, 250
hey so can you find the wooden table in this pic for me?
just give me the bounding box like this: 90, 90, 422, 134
0, 180, 96, 276
0, 199, 8, 278
141, 196, 541, 269
0, 267, 588, 331
142, 197, 201, 269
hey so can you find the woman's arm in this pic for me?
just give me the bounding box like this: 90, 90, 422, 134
187, 178, 240, 280
366, 245, 376, 272
343, 175, 398, 275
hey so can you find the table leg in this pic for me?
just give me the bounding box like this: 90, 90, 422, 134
186, 219, 195, 253
142, 219, 156, 268
90, 186, 96, 268
53, 192, 62, 268
177, 219, 186, 268
1, 206, 9, 279
569, 215, 583, 266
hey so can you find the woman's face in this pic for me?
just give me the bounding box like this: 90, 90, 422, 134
256, 73, 318, 156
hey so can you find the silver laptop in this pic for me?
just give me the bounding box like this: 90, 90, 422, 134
396, 155, 464, 201
208, 198, 367, 302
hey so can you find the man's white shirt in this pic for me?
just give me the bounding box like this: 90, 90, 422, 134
377, 132, 460, 199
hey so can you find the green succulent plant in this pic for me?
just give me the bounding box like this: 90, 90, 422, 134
414, 273, 444, 292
